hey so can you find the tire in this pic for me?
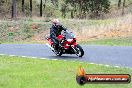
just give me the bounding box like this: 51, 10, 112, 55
55, 49, 63, 56
52, 44, 62, 56
75, 44, 84, 57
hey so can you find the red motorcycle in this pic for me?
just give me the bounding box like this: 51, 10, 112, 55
46, 30, 84, 57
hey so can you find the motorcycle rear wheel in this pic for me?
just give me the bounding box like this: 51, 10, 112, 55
55, 49, 63, 56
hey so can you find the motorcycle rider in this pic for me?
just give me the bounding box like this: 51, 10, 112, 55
50, 19, 67, 51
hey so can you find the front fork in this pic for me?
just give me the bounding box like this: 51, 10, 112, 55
71, 45, 79, 56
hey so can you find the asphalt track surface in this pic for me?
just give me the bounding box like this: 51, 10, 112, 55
0, 44, 132, 67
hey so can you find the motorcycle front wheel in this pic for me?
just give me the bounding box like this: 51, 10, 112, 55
75, 44, 84, 57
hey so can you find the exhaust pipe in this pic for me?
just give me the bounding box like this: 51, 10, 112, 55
46, 43, 54, 51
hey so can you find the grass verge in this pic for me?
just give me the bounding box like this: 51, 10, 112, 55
80, 37, 132, 46
1, 37, 132, 46
0, 55, 132, 88
0, 14, 132, 43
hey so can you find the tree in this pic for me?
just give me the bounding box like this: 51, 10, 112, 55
12, 0, 17, 19
22, 0, 24, 15
118, 0, 121, 8
0, 0, 5, 5
40, 0, 42, 17
65, 0, 110, 19
29, 0, 32, 16
51, 0, 58, 7
0, 0, 5, 13
122, 0, 126, 15
43, 0, 46, 10
61, 3, 67, 18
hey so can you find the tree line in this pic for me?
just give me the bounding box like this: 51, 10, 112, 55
0, 0, 127, 19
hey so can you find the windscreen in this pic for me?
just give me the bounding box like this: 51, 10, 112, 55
61, 30, 75, 39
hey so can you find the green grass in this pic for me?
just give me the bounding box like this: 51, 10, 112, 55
0, 55, 132, 88
81, 37, 132, 46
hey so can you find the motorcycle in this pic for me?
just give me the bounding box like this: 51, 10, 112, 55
46, 30, 84, 57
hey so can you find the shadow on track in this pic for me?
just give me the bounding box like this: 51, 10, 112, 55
48, 55, 83, 60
